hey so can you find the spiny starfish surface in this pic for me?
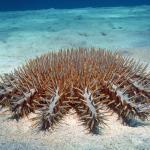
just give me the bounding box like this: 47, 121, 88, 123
0, 48, 150, 134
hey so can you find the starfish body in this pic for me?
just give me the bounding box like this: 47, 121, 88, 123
0, 48, 150, 134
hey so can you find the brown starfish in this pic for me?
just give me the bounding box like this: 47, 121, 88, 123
0, 48, 150, 134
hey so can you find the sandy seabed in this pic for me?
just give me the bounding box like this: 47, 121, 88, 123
0, 5, 150, 150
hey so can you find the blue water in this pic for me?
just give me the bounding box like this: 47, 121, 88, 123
0, 0, 150, 11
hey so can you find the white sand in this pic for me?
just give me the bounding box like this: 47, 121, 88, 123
0, 5, 150, 150
0, 112, 150, 150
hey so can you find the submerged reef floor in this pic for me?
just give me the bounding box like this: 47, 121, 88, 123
0, 5, 150, 150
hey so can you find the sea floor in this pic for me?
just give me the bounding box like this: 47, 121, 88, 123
0, 5, 150, 150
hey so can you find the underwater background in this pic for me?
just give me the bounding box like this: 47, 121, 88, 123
0, 0, 150, 11
0, 0, 150, 150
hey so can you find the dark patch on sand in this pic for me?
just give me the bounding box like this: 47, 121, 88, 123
78, 32, 89, 37
100, 32, 107, 36
74, 15, 83, 20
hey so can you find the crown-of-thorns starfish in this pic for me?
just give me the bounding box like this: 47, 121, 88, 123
0, 48, 150, 134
